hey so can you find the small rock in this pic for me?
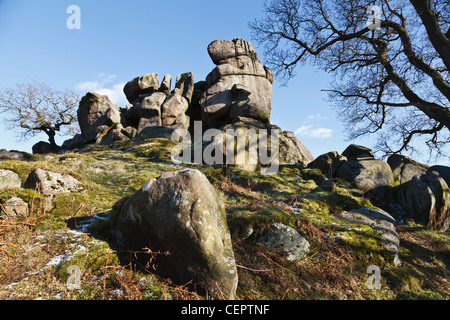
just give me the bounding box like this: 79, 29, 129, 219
1, 197, 28, 219
0, 169, 22, 190
258, 223, 310, 261
24, 168, 83, 196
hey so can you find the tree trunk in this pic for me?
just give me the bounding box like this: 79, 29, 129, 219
46, 129, 59, 153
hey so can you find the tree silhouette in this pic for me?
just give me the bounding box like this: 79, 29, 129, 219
0, 81, 80, 152
249, 0, 449, 159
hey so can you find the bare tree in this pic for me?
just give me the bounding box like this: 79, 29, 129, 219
249, 0, 450, 159
0, 81, 80, 152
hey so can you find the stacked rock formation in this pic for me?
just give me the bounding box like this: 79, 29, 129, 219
74, 72, 194, 147
201, 38, 273, 128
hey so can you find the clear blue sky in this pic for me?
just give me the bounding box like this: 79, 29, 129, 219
0, 0, 447, 166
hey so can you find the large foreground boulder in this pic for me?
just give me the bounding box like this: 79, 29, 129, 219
108, 169, 238, 299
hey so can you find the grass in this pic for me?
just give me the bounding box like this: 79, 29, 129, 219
1, 138, 449, 300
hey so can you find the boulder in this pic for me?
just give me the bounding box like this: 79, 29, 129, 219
0, 169, 22, 190
133, 126, 188, 144
257, 223, 310, 261
61, 134, 85, 151
159, 74, 172, 95
342, 144, 374, 160
405, 170, 450, 232
336, 159, 394, 192
137, 92, 167, 132
0, 149, 29, 161
279, 131, 314, 166
174, 72, 195, 103
334, 207, 401, 266
387, 154, 429, 184
307, 151, 347, 177
205, 117, 313, 172
161, 92, 189, 127
108, 169, 238, 299
32, 141, 55, 154
1, 197, 28, 219
207, 38, 259, 65
123, 73, 160, 104
24, 168, 83, 197
201, 38, 273, 128
98, 126, 130, 146
77, 92, 122, 144
427, 165, 450, 185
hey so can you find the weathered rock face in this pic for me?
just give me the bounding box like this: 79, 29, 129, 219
336, 159, 394, 192
137, 92, 166, 131
77, 92, 122, 144
334, 207, 401, 266
405, 170, 450, 232
196, 117, 313, 172
24, 168, 83, 197
279, 131, 314, 166
0, 169, 22, 190
307, 151, 347, 177
123, 73, 193, 135
257, 223, 310, 261
387, 154, 429, 184
108, 169, 238, 299
201, 38, 273, 128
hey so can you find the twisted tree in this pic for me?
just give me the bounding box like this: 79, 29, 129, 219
249, 0, 450, 159
0, 81, 80, 152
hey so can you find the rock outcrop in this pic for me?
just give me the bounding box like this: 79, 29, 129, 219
69, 38, 314, 172
108, 169, 238, 299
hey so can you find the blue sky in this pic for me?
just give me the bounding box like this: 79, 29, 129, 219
0, 0, 447, 166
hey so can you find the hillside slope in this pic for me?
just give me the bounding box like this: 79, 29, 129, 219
0, 139, 449, 300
